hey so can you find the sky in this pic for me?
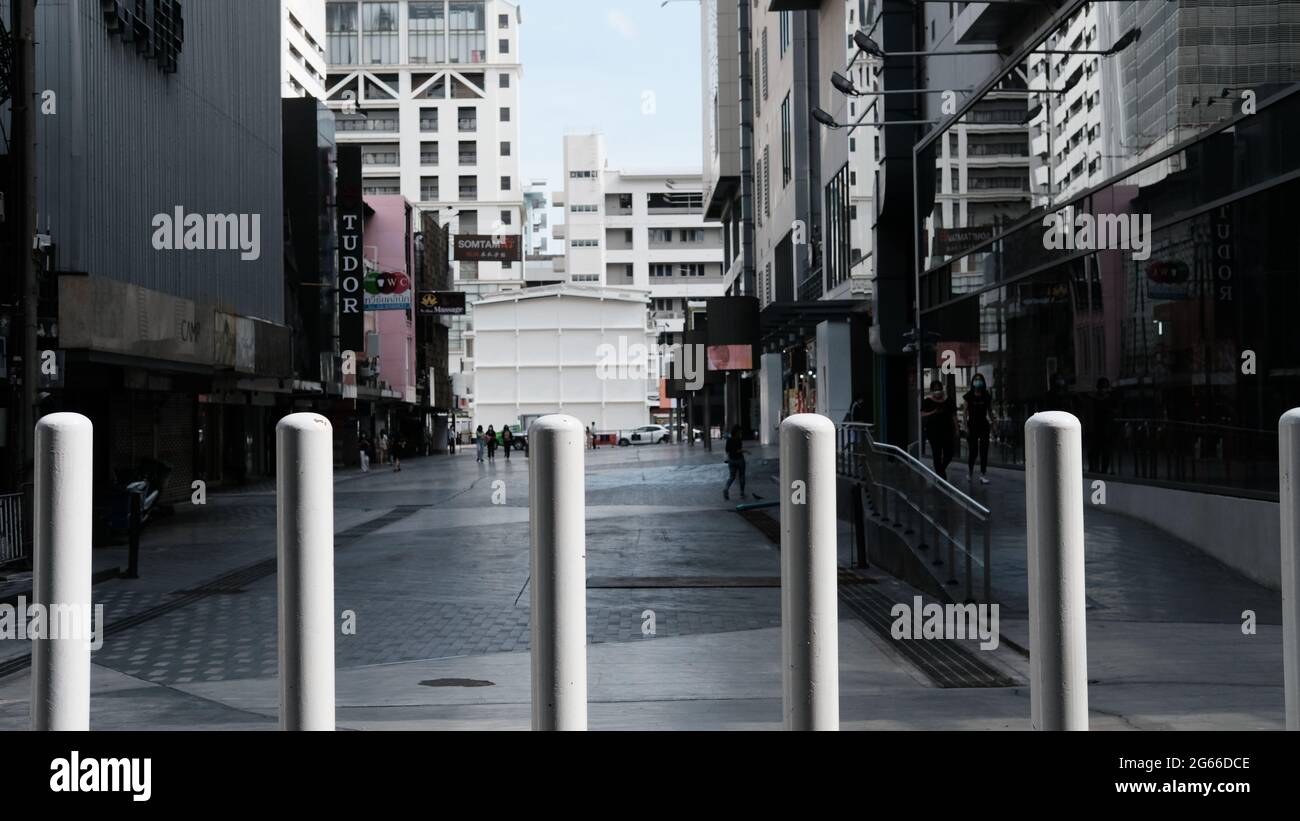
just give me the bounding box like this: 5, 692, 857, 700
519, 0, 705, 200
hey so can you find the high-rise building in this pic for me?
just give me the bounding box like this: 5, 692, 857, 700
554, 134, 726, 336
323, 0, 525, 381
284, 0, 329, 99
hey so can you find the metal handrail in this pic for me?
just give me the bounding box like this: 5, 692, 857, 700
842, 423, 989, 520
838, 421, 994, 603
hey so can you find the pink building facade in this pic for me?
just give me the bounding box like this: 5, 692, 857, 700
362, 195, 417, 405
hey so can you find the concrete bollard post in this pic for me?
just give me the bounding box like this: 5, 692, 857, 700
1281, 409, 1300, 730
31, 413, 94, 731
780, 414, 839, 731
277, 413, 335, 731
529, 414, 587, 730
1025, 412, 1089, 730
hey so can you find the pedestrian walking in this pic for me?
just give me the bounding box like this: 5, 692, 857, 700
723, 425, 746, 500
963, 375, 994, 484
589, 422, 598, 450
486, 425, 497, 460
475, 425, 485, 462
502, 425, 513, 460
447, 426, 457, 455
358, 434, 371, 473
921, 380, 957, 481
378, 428, 389, 466
392, 435, 404, 472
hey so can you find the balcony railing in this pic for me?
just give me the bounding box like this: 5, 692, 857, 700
798, 268, 824, 302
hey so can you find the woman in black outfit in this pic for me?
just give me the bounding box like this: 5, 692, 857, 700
921, 380, 957, 481
963, 375, 994, 484
723, 425, 746, 500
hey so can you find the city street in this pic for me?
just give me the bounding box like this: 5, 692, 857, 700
0, 443, 1285, 730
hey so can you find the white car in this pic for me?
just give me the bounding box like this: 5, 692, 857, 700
619, 425, 672, 446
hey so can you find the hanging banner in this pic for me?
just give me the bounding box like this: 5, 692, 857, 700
337, 144, 366, 352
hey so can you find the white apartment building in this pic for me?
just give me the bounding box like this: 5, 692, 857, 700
1025, 2, 1108, 208
284, 0, 329, 99
554, 133, 726, 336
323, 0, 525, 379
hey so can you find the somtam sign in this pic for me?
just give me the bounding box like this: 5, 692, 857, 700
454, 234, 520, 263
364, 271, 412, 311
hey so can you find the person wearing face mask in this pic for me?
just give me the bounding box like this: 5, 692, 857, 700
963, 375, 994, 484
921, 380, 957, 481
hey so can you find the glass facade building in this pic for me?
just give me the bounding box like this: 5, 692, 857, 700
919, 86, 1300, 498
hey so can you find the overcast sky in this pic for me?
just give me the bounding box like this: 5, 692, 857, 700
519, 0, 705, 199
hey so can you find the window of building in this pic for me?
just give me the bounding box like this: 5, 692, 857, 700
363, 177, 400, 195
361, 143, 399, 165
499, 38, 509, 54
572, 239, 599, 248
500, 106, 511, 122
499, 73, 510, 88
650, 229, 674, 243
326, 2, 359, 64
500, 175, 511, 191
458, 106, 477, 131
499, 13, 510, 28
679, 264, 704, 277
761, 29, 769, 99
500, 210, 512, 226
459, 175, 478, 199
361, 2, 399, 64
763, 146, 771, 218
419, 108, 439, 132
500, 141, 511, 157
680, 229, 703, 243
458, 210, 478, 233
421, 176, 439, 200
421, 141, 439, 164
459, 140, 477, 164
569, 204, 598, 213
624, 229, 633, 244
753, 48, 762, 118
779, 11, 791, 57
408, 1, 445, 64
780, 94, 792, 187
570, 170, 596, 179
449, 1, 487, 63
650, 264, 674, 278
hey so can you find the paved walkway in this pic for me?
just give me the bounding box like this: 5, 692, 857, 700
0, 439, 1286, 729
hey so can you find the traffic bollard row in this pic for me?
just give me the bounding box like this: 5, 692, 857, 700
26, 408, 1300, 732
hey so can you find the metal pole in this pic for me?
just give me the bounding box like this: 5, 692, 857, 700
31, 413, 93, 731
529, 414, 587, 730
780, 413, 839, 730
126, 491, 141, 579
1281, 408, 1300, 730
1025, 411, 1089, 731
277, 413, 335, 731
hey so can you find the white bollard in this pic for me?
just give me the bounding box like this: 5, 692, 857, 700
31, 413, 94, 731
529, 414, 587, 731
779, 413, 839, 730
1025, 411, 1089, 730
1281, 409, 1300, 731
277, 413, 335, 731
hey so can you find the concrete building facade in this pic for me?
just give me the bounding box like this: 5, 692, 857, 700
554, 134, 727, 337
